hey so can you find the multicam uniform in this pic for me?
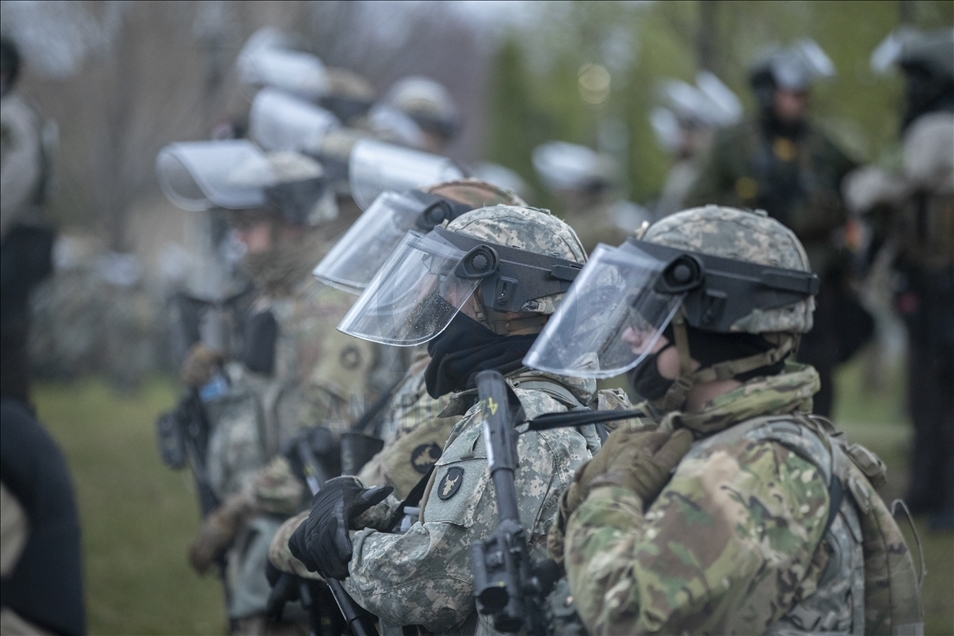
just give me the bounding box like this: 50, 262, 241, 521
539, 206, 922, 635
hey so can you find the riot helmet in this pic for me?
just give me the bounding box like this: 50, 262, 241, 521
532, 141, 617, 195
651, 71, 742, 156
156, 140, 335, 227
749, 39, 835, 112
383, 76, 460, 145
313, 179, 525, 293
338, 205, 586, 346
524, 206, 817, 413
872, 27, 954, 129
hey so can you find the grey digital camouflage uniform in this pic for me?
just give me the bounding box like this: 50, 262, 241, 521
342, 369, 600, 635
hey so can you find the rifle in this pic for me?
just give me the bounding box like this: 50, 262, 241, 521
470, 370, 557, 636
155, 387, 232, 621
471, 371, 646, 635
294, 439, 380, 636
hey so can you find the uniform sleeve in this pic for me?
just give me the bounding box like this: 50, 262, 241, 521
342, 409, 578, 633
564, 437, 830, 635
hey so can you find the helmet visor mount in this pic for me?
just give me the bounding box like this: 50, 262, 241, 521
524, 239, 819, 378
313, 190, 474, 294
337, 227, 581, 346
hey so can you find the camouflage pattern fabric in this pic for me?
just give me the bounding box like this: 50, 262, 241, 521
685, 118, 856, 276
643, 205, 815, 335
335, 368, 599, 634
427, 178, 525, 210
564, 365, 835, 635
446, 205, 587, 315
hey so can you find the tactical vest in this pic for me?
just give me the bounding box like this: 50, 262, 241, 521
689, 414, 924, 636
547, 414, 924, 636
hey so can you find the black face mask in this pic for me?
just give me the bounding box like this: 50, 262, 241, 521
627, 344, 676, 401
424, 312, 538, 399
626, 323, 787, 403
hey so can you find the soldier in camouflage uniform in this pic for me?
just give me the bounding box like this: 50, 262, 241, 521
280, 205, 605, 634
157, 141, 401, 633
844, 27, 954, 527
527, 205, 922, 634
686, 41, 865, 417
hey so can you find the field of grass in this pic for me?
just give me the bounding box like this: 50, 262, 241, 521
31, 354, 953, 634
35, 376, 223, 634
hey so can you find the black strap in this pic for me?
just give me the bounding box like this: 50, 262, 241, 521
389, 465, 436, 531
823, 474, 844, 537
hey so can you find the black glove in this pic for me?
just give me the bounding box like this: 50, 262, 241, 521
265, 562, 299, 622
288, 476, 392, 580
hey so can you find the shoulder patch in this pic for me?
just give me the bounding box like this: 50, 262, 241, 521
438, 466, 464, 500
411, 443, 442, 474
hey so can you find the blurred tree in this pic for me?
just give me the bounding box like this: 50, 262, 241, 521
483, 0, 953, 206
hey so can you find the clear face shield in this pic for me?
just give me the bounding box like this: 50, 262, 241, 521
338, 227, 582, 346
249, 88, 339, 155
523, 243, 687, 378
156, 140, 270, 211
337, 230, 481, 346
525, 238, 820, 378
312, 189, 474, 293
236, 39, 329, 100
348, 139, 464, 210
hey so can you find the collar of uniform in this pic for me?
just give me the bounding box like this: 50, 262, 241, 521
659, 362, 819, 437
434, 366, 596, 419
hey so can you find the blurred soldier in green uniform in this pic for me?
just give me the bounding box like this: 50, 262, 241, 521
532, 141, 635, 254
650, 71, 741, 220
845, 27, 954, 527
157, 140, 400, 633
281, 205, 607, 634
688, 40, 868, 417
1, 36, 54, 404
530, 205, 922, 635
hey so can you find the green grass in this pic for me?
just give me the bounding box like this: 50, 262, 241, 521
32, 358, 953, 635
35, 376, 224, 635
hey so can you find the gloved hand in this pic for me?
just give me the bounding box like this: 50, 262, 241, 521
188, 494, 248, 574
558, 426, 662, 525
288, 476, 392, 580
180, 343, 224, 388
265, 561, 300, 622
590, 428, 693, 502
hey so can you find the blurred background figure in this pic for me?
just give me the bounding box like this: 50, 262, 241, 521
650, 71, 741, 219
687, 39, 872, 417
532, 140, 630, 253
1, 35, 55, 405
1, 397, 85, 636
844, 26, 954, 529
379, 76, 461, 154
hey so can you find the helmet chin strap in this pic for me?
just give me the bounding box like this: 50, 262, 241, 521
651, 308, 801, 415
